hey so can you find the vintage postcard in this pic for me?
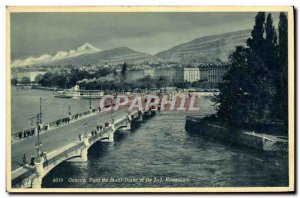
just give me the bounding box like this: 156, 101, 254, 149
6, 6, 294, 193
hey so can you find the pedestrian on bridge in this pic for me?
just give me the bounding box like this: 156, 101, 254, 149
38, 125, 41, 132
22, 154, 27, 166
18, 132, 22, 140
31, 129, 35, 136
43, 152, 48, 166
30, 155, 35, 166
26, 130, 31, 138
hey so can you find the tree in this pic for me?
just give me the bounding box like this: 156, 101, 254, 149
247, 12, 266, 55
21, 77, 31, 85
213, 12, 279, 126
95, 68, 110, 77
11, 78, 18, 86
121, 62, 127, 81
212, 46, 272, 125
39, 72, 54, 87
265, 13, 278, 72
34, 74, 44, 84
121, 62, 127, 74
277, 12, 288, 123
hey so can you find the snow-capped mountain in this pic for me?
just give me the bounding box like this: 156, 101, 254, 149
12, 43, 100, 67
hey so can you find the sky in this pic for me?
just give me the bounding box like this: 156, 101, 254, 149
10, 12, 280, 60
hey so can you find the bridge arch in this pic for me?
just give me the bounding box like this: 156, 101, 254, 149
12, 111, 141, 189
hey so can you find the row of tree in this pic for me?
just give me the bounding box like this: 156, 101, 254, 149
77, 75, 197, 91
213, 12, 288, 125
33, 67, 118, 88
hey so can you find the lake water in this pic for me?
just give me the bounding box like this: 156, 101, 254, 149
11, 87, 101, 134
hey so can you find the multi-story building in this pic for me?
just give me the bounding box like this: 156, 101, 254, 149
143, 67, 201, 83
154, 68, 183, 83
199, 63, 229, 88
183, 67, 200, 83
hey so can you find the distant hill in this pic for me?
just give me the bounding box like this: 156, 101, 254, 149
155, 30, 251, 63
33, 47, 162, 67
12, 29, 251, 68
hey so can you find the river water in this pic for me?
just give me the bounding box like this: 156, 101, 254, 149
37, 95, 288, 188
10, 88, 288, 188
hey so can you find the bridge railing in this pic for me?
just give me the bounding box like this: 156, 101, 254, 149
12, 110, 141, 188
11, 167, 36, 188
11, 108, 100, 141
88, 127, 111, 143
43, 142, 85, 169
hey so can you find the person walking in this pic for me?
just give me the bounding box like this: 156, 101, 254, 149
18, 132, 22, 140
22, 154, 27, 166
30, 155, 35, 166
43, 152, 48, 167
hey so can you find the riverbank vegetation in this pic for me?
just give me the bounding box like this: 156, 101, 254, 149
212, 12, 288, 127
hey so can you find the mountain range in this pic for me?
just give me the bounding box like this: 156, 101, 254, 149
32, 47, 162, 66
155, 29, 251, 63
12, 29, 251, 67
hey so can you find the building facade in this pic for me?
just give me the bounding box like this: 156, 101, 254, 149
199, 64, 229, 88
183, 68, 200, 83
153, 68, 183, 83
143, 67, 202, 83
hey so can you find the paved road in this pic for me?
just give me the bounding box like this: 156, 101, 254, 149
11, 108, 128, 171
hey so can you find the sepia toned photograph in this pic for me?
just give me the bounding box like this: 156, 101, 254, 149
6, 6, 294, 193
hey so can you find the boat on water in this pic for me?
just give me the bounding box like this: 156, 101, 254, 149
54, 85, 104, 99
54, 90, 74, 98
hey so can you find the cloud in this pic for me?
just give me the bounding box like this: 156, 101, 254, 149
12, 43, 100, 67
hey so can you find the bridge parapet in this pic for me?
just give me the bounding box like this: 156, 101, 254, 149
11, 110, 142, 189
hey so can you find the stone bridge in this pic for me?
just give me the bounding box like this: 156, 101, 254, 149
11, 110, 155, 189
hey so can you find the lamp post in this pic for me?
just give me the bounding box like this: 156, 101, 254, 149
110, 101, 114, 124
39, 97, 42, 124
84, 122, 88, 137
35, 113, 42, 162
89, 90, 92, 110
35, 97, 45, 162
